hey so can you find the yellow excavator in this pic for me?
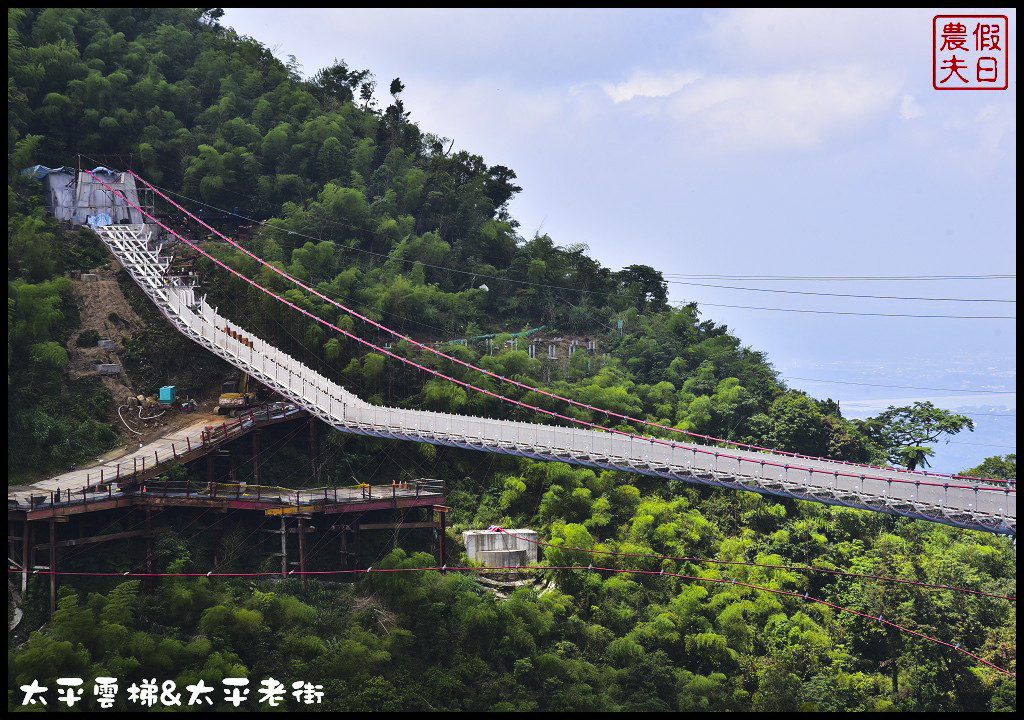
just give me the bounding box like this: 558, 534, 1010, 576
215, 372, 257, 417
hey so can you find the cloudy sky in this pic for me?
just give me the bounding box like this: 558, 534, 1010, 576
222, 8, 1016, 473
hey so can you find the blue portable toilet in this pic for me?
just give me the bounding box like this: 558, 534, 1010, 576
159, 386, 176, 405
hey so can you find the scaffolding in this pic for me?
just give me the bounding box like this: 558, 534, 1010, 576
23, 163, 154, 226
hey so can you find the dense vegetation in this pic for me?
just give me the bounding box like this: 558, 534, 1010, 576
9, 456, 1017, 712
8, 7, 1015, 712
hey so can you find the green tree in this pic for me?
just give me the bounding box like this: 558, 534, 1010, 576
862, 402, 975, 470
961, 454, 1015, 480
615, 264, 668, 314
747, 393, 830, 457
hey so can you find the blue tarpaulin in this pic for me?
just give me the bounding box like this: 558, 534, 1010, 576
21, 164, 74, 179
87, 213, 113, 227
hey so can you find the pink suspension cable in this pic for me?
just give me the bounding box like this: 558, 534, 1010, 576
126, 170, 1009, 487
87, 172, 1011, 494
8, 564, 1014, 677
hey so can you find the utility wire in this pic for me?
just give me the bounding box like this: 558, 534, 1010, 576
669, 300, 1014, 320
264, 222, 1022, 317
140, 174, 1014, 288
945, 440, 1017, 449
662, 279, 1014, 303
136, 175, 1016, 289
115, 169, 1013, 487
134, 179, 1009, 486
139, 179, 1014, 317
203, 243, 459, 339
782, 376, 1016, 395
662, 274, 1015, 281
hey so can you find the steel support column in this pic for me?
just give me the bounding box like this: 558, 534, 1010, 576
280, 516, 287, 577
298, 516, 306, 587
49, 518, 57, 618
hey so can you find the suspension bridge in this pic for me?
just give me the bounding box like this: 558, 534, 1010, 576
8, 168, 1016, 537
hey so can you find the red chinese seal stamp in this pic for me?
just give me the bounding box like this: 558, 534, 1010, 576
934, 15, 1009, 90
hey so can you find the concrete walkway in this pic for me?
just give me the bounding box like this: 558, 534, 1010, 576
8, 406, 305, 505
9, 415, 219, 504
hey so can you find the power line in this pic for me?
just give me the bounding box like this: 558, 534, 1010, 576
242, 225, 1024, 316
782, 376, 1017, 394
663, 274, 1015, 281
142, 181, 1015, 320
128, 171, 1012, 485
662, 279, 1014, 303
132, 174, 1014, 288
670, 301, 1014, 319
117, 169, 1015, 487
946, 440, 1017, 449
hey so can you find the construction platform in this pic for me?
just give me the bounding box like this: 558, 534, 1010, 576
8, 399, 449, 618
8, 478, 448, 618
9, 478, 446, 520
8, 402, 309, 508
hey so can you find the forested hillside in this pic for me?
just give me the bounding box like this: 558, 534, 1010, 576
8, 8, 1015, 711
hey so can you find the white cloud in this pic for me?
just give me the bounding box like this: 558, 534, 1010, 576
672, 68, 899, 149
592, 65, 901, 151
599, 71, 700, 103
899, 93, 924, 120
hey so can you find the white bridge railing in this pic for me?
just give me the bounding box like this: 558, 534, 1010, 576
93, 225, 1016, 535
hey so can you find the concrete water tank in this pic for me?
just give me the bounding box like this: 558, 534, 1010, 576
463, 528, 538, 567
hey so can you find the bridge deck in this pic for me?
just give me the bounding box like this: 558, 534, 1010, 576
39, 223, 1012, 536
